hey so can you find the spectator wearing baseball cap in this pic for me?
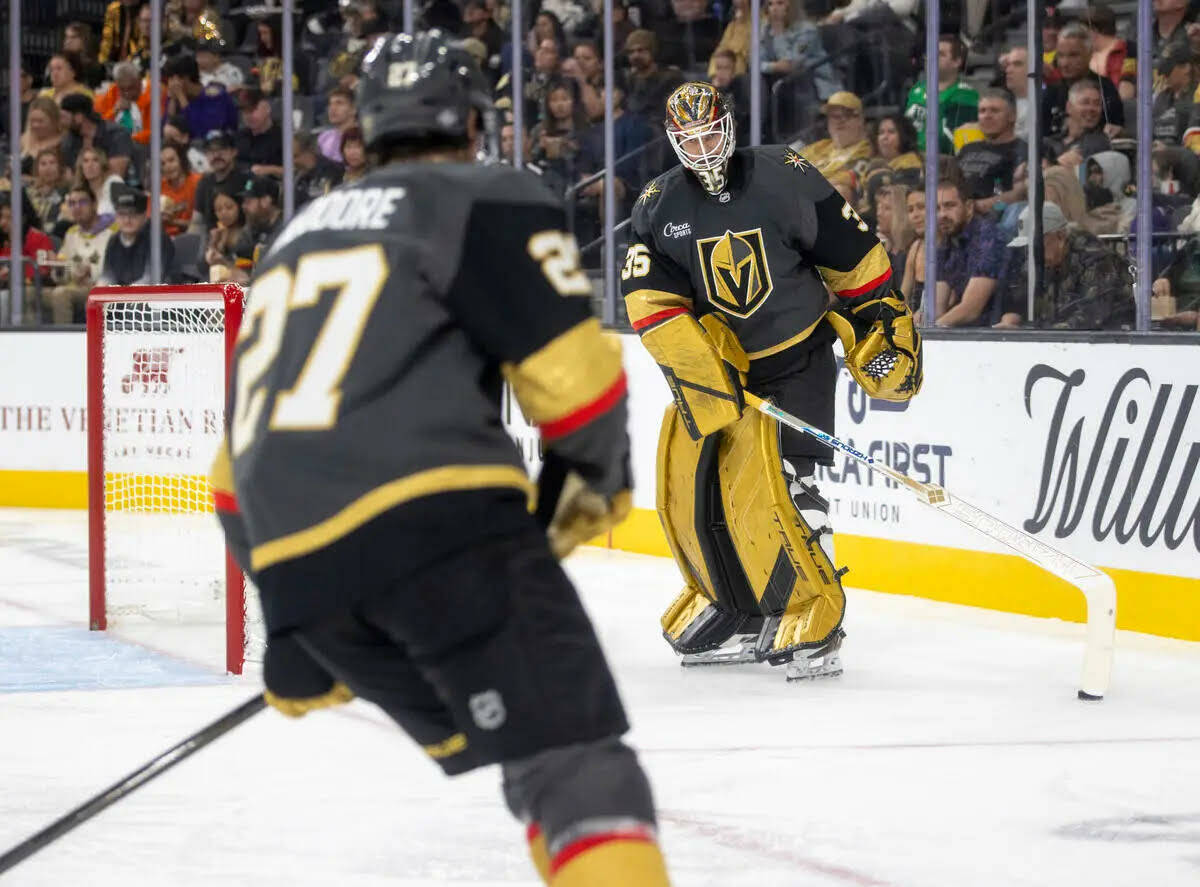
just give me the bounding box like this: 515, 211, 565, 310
234, 86, 284, 178
1153, 44, 1197, 146
792, 91, 872, 185
230, 175, 283, 281
195, 37, 245, 92
164, 53, 239, 141
189, 131, 250, 235
97, 185, 175, 287
293, 130, 344, 209
59, 91, 133, 179
995, 201, 1133, 330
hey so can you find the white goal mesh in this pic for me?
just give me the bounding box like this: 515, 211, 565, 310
87, 285, 263, 674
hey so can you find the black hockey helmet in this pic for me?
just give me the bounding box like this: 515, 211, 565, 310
357, 29, 496, 156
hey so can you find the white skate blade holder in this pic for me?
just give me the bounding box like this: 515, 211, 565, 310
679, 635, 758, 667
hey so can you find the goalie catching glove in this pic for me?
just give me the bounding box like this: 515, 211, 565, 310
263, 632, 354, 718
826, 293, 923, 402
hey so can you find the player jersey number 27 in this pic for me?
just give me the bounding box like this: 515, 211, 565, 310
230, 243, 389, 456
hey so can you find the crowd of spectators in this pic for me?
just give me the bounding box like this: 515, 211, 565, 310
1, 0, 1198, 332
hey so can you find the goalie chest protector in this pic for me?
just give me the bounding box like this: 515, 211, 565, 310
628, 144, 892, 367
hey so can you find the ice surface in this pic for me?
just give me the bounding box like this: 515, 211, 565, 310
2, 508, 1200, 886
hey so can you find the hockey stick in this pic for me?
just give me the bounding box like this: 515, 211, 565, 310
744, 392, 1116, 700
0, 693, 267, 876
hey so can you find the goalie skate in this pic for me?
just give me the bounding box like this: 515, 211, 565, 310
784, 629, 845, 682
679, 633, 758, 667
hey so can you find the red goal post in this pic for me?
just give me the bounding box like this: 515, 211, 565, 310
86, 283, 255, 674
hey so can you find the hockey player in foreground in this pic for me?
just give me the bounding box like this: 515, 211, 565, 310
211, 32, 671, 886
621, 82, 924, 681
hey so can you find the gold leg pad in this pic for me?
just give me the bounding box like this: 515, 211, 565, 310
771, 594, 843, 656
660, 585, 713, 639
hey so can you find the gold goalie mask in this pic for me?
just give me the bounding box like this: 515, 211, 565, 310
826, 294, 923, 402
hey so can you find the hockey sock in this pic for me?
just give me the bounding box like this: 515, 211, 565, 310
525, 823, 551, 885
547, 819, 669, 887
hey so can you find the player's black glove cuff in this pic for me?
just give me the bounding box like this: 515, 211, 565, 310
263, 632, 353, 718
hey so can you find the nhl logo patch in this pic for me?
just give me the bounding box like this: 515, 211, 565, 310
696, 228, 774, 318
468, 689, 507, 730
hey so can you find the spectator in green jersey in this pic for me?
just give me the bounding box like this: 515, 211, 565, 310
904, 35, 979, 155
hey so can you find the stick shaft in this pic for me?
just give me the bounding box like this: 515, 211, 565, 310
0, 694, 266, 876
745, 392, 1115, 698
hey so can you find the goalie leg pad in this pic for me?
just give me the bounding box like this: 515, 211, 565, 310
656, 406, 760, 618
661, 585, 763, 665
716, 407, 846, 659
656, 403, 846, 665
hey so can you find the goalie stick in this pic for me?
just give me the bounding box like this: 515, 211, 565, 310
0, 694, 266, 876
744, 392, 1116, 700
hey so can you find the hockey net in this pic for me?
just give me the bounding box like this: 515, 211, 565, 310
86, 283, 263, 674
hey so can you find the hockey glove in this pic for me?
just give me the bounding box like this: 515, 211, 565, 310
636, 311, 748, 440
263, 632, 354, 718
827, 293, 923, 402
536, 449, 633, 559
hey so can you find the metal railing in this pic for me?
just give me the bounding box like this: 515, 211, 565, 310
0, 0, 1185, 334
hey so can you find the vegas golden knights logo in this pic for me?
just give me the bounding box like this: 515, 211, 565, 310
695, 228, 774, 318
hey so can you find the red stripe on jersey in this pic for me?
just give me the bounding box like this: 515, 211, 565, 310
548, 827, 657, 875
213, 490, 239, 514
835, 267, 893, 298
540, 372, 627, 442
631, 306, 690, 331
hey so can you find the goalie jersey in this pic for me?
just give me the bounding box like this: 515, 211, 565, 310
212, 163, 626, 626
622, 144, 894, 375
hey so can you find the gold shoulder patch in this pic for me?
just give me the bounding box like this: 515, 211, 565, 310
783, 149, 811, 171
637, 180, 662, 205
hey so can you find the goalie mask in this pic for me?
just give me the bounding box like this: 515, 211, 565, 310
665, 82, 735, 194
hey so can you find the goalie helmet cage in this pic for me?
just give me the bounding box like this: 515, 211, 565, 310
86, 283, 252, 675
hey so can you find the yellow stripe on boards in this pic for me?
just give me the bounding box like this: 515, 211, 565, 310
0, 470, 218, 512
0, 470, 88, 508
588, 506, 1200, 643
5, 472, 1196, 642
